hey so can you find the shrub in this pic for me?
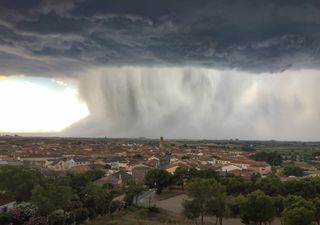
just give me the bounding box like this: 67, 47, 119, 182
25, 216, 49, 225
48, 210, 65, 225
0, 212, 12, 225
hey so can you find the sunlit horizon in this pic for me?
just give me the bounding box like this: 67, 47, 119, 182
0, 75, 89, 133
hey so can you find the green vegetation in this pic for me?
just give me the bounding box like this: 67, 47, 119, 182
124, 181, 145, 206
239, 190, 275, 225
4, 163, 320, 225
88, 207, 193, 225
144, 169, 173, 194
0, 166, 117, 225
182, 178, 226, 225
283, 166, 305, 177
250, 151, 282, 166
282, 195, 315, 225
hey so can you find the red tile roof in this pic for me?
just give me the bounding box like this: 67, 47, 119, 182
69, 165, 90, 173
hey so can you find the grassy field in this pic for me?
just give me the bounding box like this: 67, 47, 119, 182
87, 207, 195, 225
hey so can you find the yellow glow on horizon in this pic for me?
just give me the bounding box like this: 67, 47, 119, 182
52, 79, 68, 87
0, 75, 7, 80
0, 77, 89, 133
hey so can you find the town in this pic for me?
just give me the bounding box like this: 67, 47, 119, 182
1, 136, 320, 225
1, 136, 320, 179
0, 136, 285, 181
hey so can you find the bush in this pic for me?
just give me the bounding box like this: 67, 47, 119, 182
71, 208, 89, 223
148, 206, 160, 213
48, 210, 65, 225
109, 201, 121, 214
8, 208, 28, 225
0, 212, 12, 225
87, 208, 97, 220
25, 216, 49, 225
16, 202, 38, 219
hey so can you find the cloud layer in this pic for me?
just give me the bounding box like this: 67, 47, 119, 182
0, 0, 320, 75
63, 67, 320, 141
1, 1, 320, 140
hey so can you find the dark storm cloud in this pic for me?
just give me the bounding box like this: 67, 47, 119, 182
0, 0, 320, 75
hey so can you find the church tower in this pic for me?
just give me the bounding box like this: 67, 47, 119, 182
159, 136, 165, 150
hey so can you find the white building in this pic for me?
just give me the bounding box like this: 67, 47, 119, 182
221, 164, 242, 172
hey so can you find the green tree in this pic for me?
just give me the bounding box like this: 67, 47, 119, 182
255, 175, 283, 196
183, 200, 201, 224
192, 169, 220, 180
48, 210, 65, 225
283, 166, 305, 177
281, 195, 315, 225
208, 194, 228, 225
25, 216, 49, 225
144, 169, 172, 194
172, 167, 189, 188
273, 195, 284, 217
313, 197, 320, 225
282, 207, 314, 225
228, 195, 246, 216
239, 190, 275, 225
0, 212, 12, 225
31, 184, 74, 215
124, 181, 145, 206
0, 166, 45, 202
70, 208, 89, 224
220, 176, 248, 195
182, 178, 225, 225
250, 152, 282, 166
16, 202, 38, 220
80, 184, 113, 215
83, 169, 105, 181
67, 173, 90, 193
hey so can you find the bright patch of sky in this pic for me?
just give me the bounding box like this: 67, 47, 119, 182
0, 75, 89, 133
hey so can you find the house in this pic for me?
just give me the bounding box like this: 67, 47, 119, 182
148, 155, 160, 162
95, 171, 133, 187
65, 159, 76, 168
216, 158, 231, 165
93, 159, 107, 165
145, 158, 159, 168
69, 165, 90, 173
118, 159, 129, 169
165, 161, 191, 174
47, 159, 68, 171
73, 158, 90, 166
247, 162, 272, 175
0, 194, 15, 213
132, 164, 151, 182
221, 164, 242, 173
229, 160, 256, 170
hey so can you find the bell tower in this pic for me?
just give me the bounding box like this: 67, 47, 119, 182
159, 136, 165, 150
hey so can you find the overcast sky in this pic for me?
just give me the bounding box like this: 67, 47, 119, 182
0, 0, 320, 140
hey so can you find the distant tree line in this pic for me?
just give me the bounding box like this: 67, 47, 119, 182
249, 151, 282, 166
